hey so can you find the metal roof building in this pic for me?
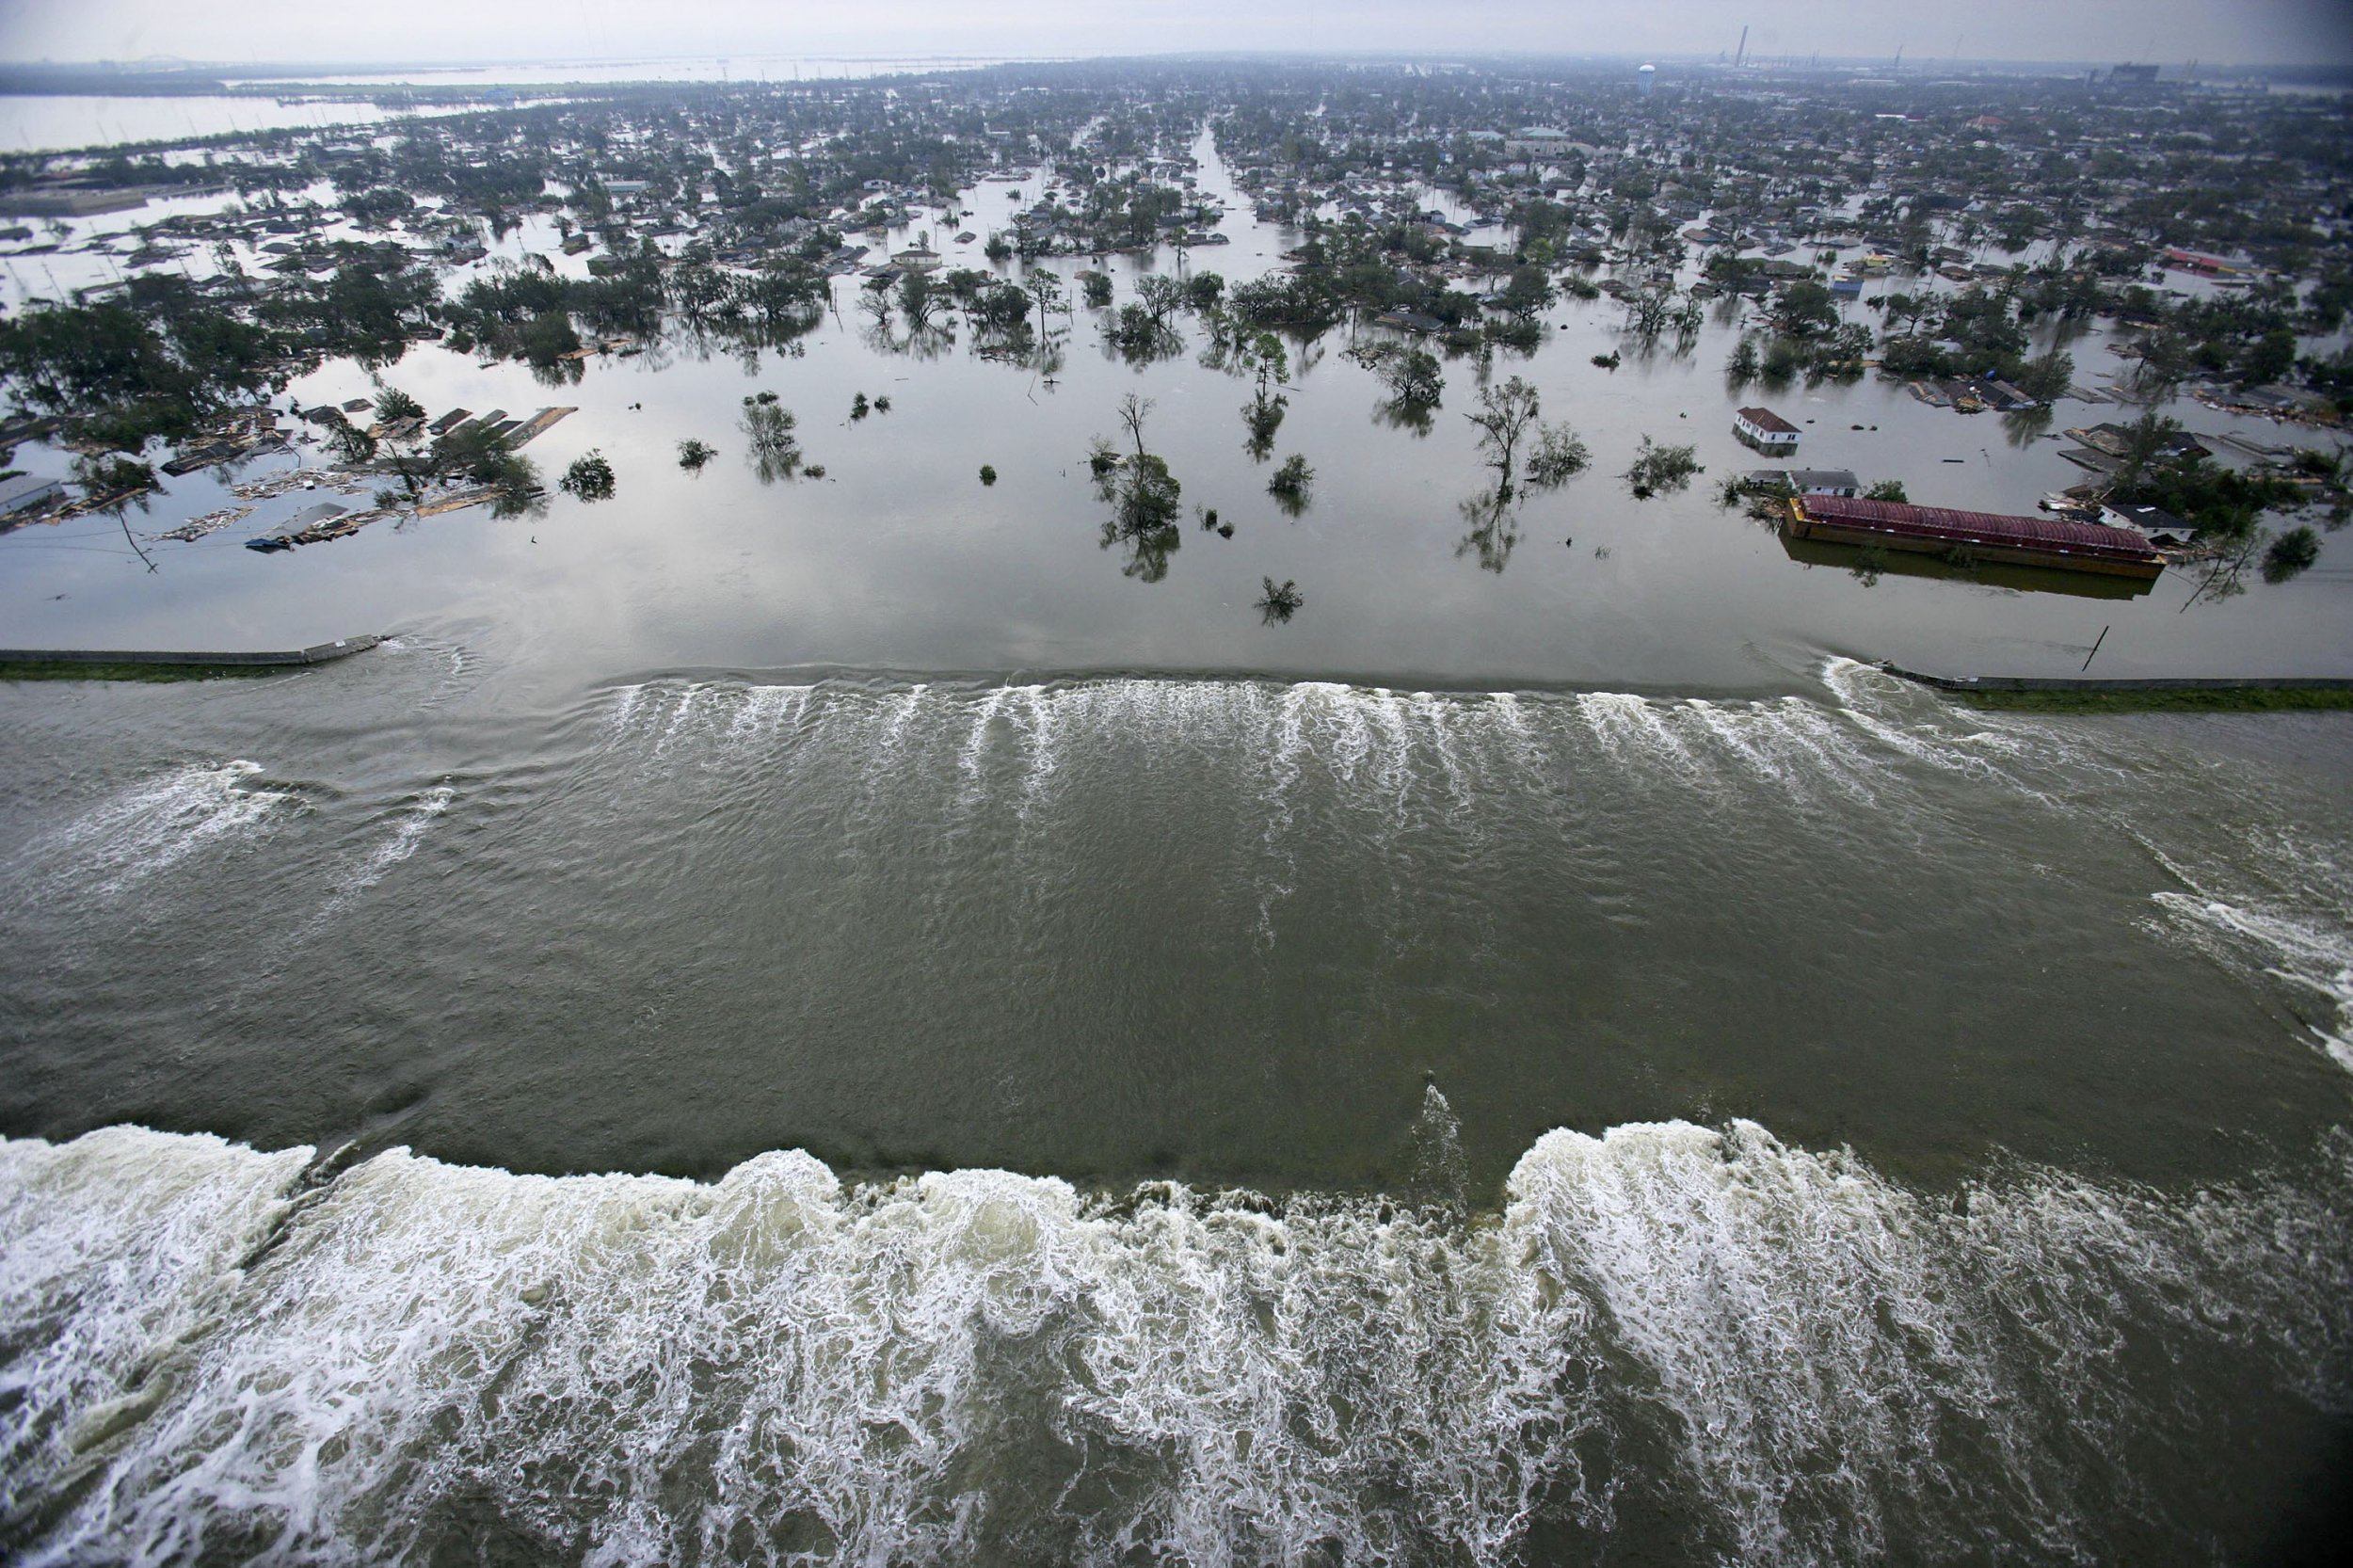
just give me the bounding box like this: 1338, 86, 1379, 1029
0, 473, 63, 518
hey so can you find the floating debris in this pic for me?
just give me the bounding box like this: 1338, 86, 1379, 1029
414, 486, 506, 518
151, 505, 252, 544
229, 466, 371, 502
505, 407, 577, 447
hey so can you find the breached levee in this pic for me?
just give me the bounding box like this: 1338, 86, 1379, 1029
3, 1116, 2346, 1565
587, 658, 2104, 831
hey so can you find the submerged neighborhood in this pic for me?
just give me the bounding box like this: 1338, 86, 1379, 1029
0, 51, 2347, 627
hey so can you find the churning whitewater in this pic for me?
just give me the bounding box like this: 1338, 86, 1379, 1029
2, 1108, 2348, 1567
5, 661, 2352, 1563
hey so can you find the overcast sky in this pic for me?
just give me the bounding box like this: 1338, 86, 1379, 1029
1, 0, 2347, 69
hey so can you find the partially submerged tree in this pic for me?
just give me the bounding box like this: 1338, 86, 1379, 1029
1466, 376, 1587, 500
1257, 577, 1305, 623
1625, 438, 1704, 499
1115, 393, 1154, 463
1239, 335, 1291, 458
1268, 453, 1314, 513
678, 438, 716, 472
1525, 424, 1592, 490
373, 385, 424, 426
71, 453, 157, 502
741, 392, 804, 482
1455, 486, 1519, 574
1465, 376, 1542, 495
1356, 341, 1443, 408
1094, 395, 1183, 582
1725, 337, 1761, 387
561, 449, 616, 502
898, 270, 942, 332
2262, 525, 2320, 584
430, 422, 541, 517
323, 412, 379, 468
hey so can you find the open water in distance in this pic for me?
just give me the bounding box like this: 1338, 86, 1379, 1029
4, 648, 2351, 1562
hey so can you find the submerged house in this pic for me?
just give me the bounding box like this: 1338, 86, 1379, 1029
2101, 502, 2193, 547
1734, 407, 1801, 453
1750, 468, 1859, 497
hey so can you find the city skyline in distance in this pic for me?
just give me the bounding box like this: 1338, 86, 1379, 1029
1, 0, 2348, 72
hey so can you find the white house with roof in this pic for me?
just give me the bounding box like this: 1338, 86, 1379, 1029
1734, 406, 1801, 453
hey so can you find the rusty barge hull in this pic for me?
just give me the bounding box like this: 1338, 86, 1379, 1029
1785, 497, 2166, 582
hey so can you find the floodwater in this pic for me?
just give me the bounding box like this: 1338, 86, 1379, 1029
257, 56, 1056, 88
4, 133, 2346, 688
3, 126, 2352, 1565
0, 95, 473, 154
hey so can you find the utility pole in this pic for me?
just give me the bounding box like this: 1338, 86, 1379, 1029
2082, 625, 2109, 671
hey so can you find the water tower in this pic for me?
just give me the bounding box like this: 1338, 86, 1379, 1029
1637, 62, 1657, 97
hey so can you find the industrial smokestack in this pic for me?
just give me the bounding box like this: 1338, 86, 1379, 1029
1736, 24, 1748, 68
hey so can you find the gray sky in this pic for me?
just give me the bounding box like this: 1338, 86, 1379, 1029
1, 0, 2347, 69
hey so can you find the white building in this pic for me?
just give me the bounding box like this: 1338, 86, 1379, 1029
1734, 407, 1801, 453
1748, 468, 1859, 497
0, 473, 63, 519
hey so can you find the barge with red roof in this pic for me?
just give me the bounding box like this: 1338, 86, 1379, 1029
1784, 495, 2166, 582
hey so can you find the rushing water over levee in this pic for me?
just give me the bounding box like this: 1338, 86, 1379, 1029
4, 658, 2352, 1560
2, 1113, 2348, 1564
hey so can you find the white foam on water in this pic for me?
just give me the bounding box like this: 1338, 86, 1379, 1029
0, 1128, 312, 1529
582, 674, 2092, 840
1680, 696, 1882, 803
652, 683, 708, 757
2153, 891, 2353, 1072
1683, 698, 1818, 799
23, 761, 294, 898
1008, 686, 1064, 822
1246, 683, 1333, 939
2137, 827, 2353, 1076
1574, 692, 1706, 787
1413, 691, 1478, 822
1513, 1121, 2041, 1562
309, 786, 456, 927
954, 686, 1011, 810
4, 1121, 2345, 1566
724, 683, 815, 742
873, 683, 930, 754
1817, 658, 2068, 805
1482, 691, 1548, 782
361, 785, 453, 879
